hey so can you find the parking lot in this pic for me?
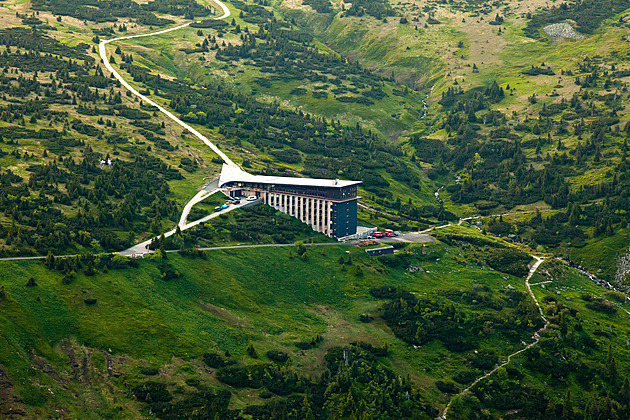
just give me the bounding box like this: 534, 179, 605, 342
377, 232, 434, 243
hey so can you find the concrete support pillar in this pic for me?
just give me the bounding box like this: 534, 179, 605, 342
308, 198, 314, 229
326, 201, 332, 237
320, 199, 325, 235
323, 200, 328, 236
319, 199, 324, 233
319, 200, 326, 237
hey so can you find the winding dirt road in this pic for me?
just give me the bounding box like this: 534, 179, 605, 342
96, 1, 238, 254
98, 0, 235, 166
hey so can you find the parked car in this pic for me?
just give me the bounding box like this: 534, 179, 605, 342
233, 199, 241, 204
214, 206, 221, 212
220, 204, 229, 210
373, 231, 383, 238
247, 195, 257, 201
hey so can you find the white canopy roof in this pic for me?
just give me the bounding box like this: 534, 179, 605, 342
218, 164, 361, 188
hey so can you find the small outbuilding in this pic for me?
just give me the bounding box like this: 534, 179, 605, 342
365, 246, 394, 257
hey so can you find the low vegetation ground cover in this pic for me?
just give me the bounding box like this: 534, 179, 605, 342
2, 0, 630, 418
1, 229, 628, 417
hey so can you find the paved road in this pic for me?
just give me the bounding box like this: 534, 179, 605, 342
165, 241, 354, 253
0, 254, 72, 262
120, 198, 253, 256
0, 241, 351, 261
440, 256, 547, 419
178, 179, 224, 228
98, 0, 235, 167
96, 0, 240, 255
379, 232, 434, 243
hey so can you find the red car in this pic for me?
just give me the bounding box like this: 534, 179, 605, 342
373, 231, 383, 238
384, 229, 396, 237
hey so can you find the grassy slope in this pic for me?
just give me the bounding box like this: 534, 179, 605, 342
2, 227, 628, 416
0, 237, 520, 415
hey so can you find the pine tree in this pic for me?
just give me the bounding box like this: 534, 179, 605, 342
45, 251, 55, 268
301, 394, 315, 420
607, 345, 618, 385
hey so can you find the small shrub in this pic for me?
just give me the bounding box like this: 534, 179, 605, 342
436, 380, 459, 394
469, 350, 498, 370
203, 351, 231, 368
606, 291, 627, 302
140, 367, 159, 376
295, 335, 323, 350
359, 314, 374, 323
453, 370, 478, 384
185, 378, 201, 387
266, 350, 289, 363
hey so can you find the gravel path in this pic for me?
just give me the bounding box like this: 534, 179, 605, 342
440, 256, 547, 419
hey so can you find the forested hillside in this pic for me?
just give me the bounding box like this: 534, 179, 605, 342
1, 0, 630, 418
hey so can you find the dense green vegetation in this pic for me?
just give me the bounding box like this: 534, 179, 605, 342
2, 0, 630, 418
344, 0, 396, 19
371, 284, 542, 352
31, 0, 211, 24
0, 148, 180, 256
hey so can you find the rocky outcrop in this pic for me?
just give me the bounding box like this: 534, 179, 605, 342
544, 23, 584, 40
615, 252, 630, 288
